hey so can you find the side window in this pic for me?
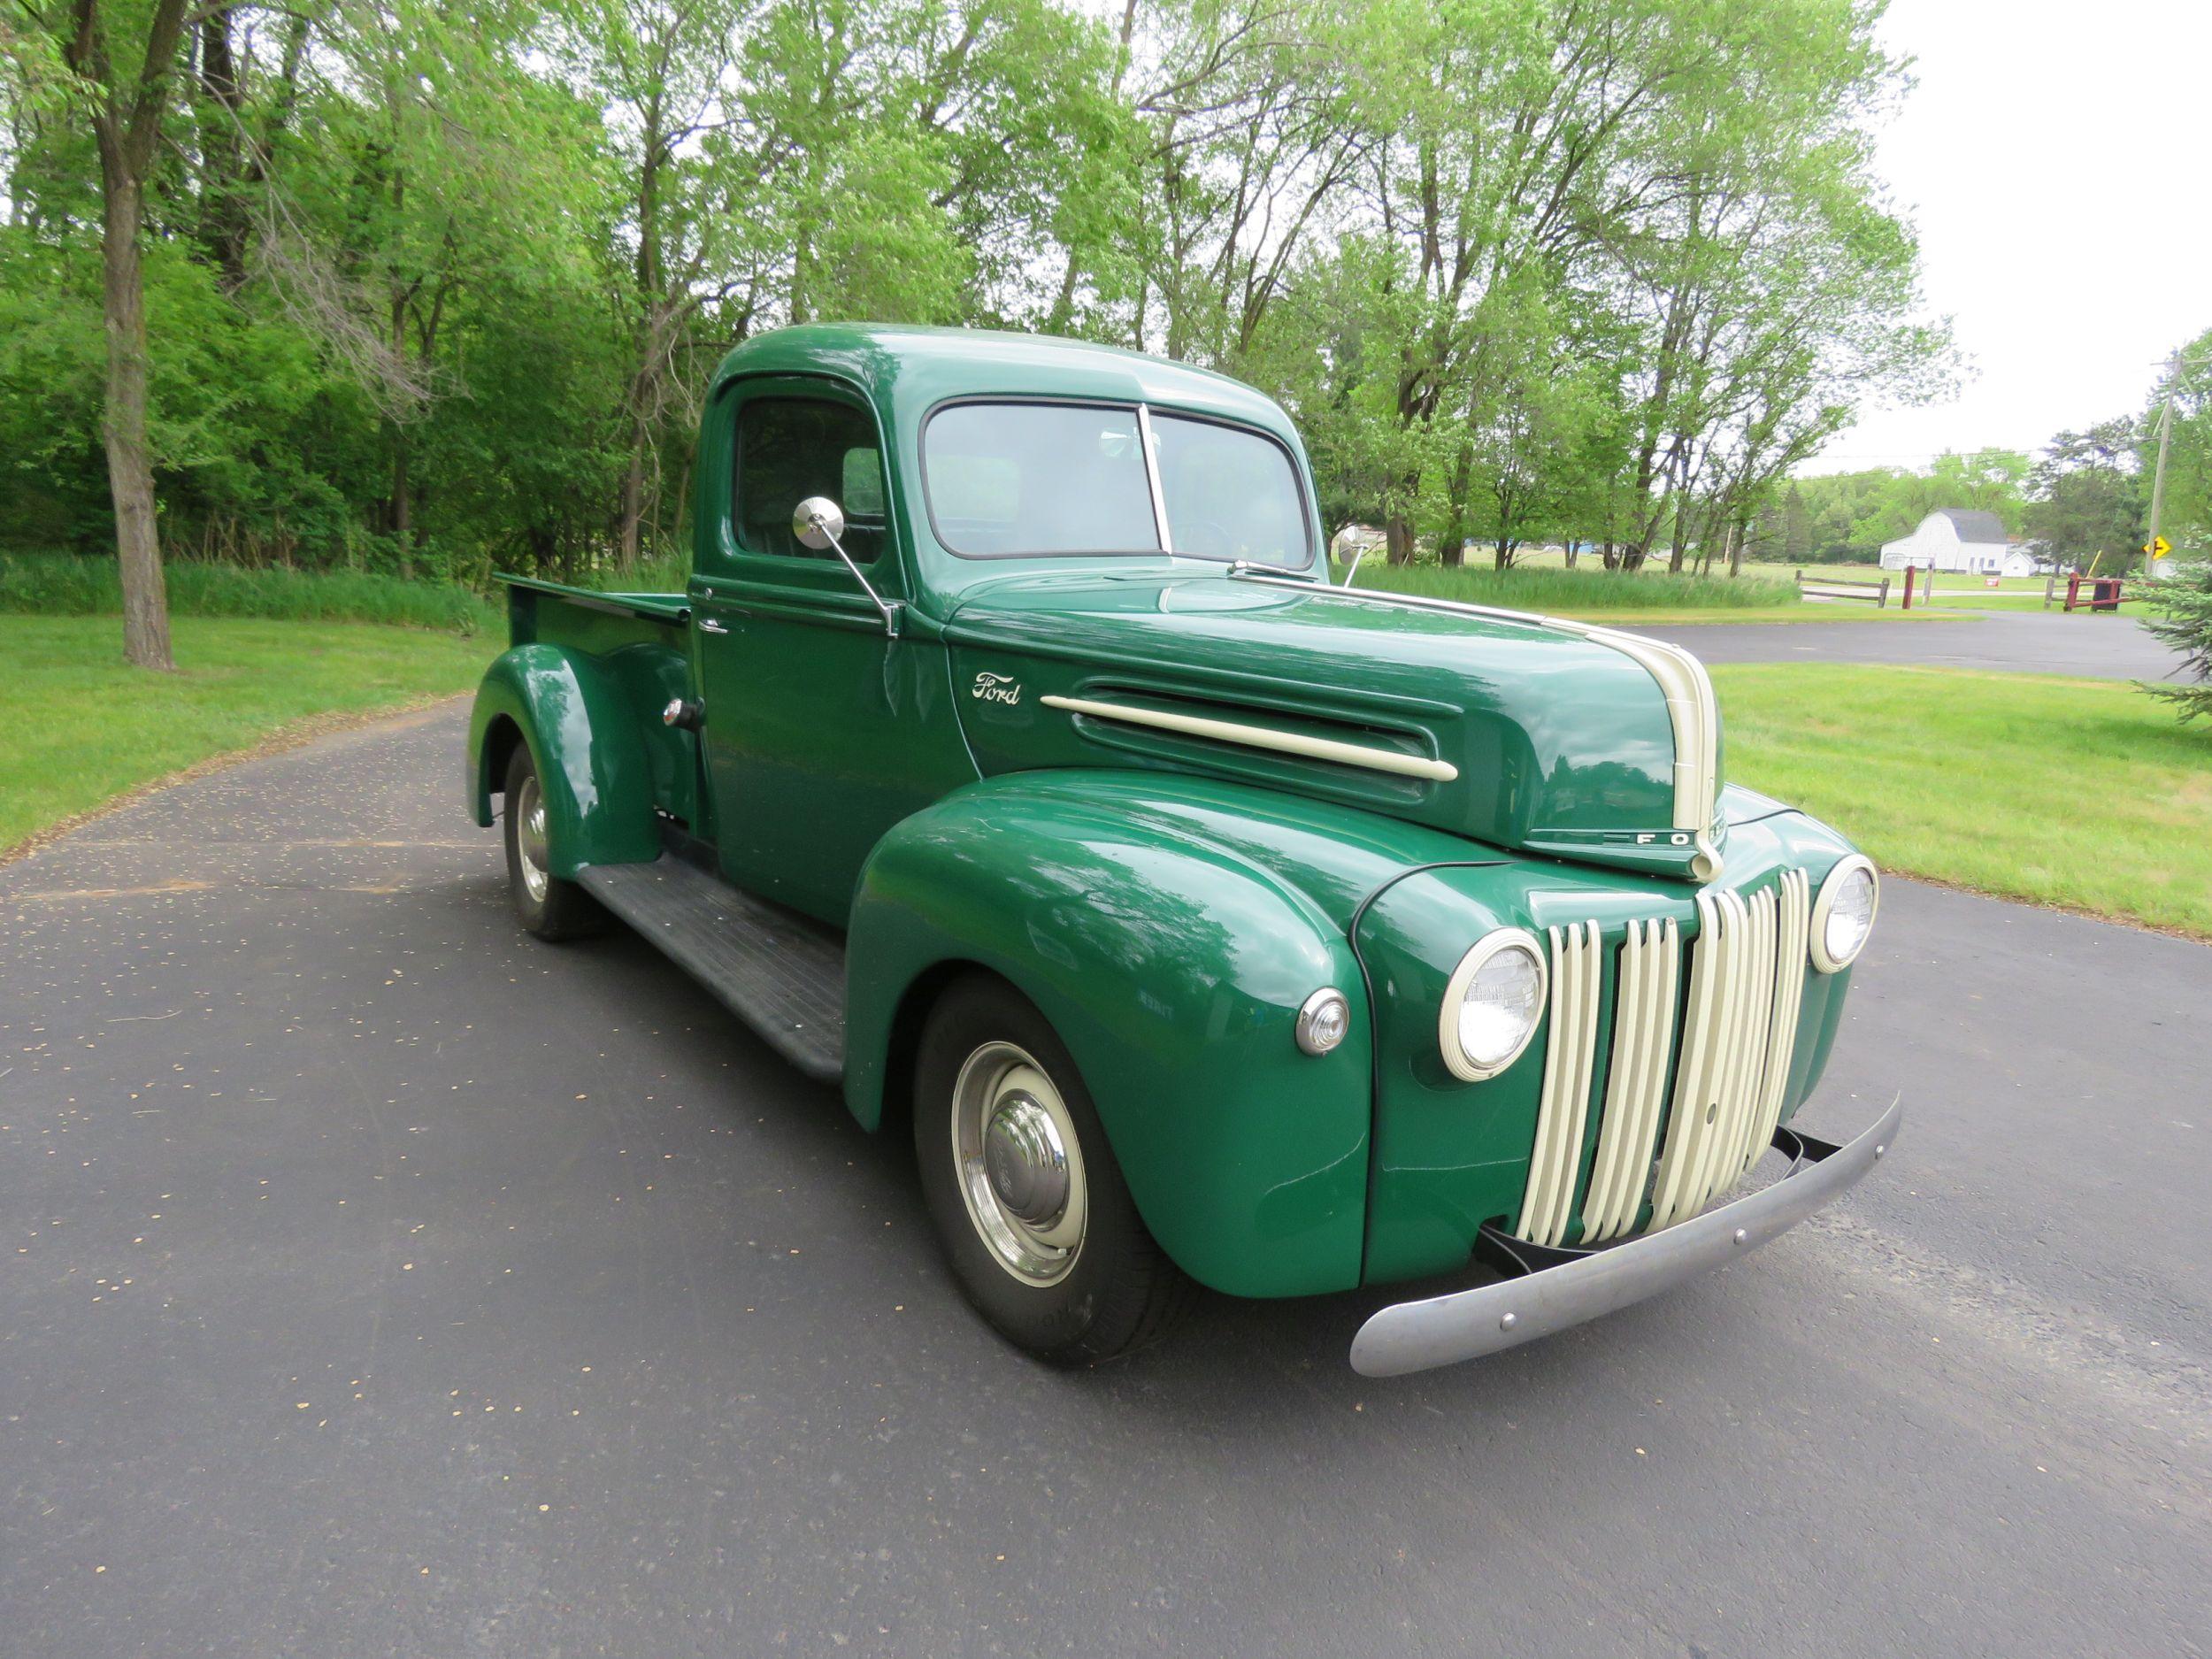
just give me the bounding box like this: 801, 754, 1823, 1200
733, 396, 887, 564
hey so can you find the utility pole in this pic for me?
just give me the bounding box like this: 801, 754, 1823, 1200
2147, 352, 2178, 572
2146, 349, 2208, 572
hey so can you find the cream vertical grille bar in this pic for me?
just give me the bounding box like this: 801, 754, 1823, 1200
1684, 885, 1778, 1218
1743, 869, 1812, 1176
1579, 917, 1681, 1242
1646, 876, 1815, 1229
1505, 871, 1816, 1248
1514, 922, 1603, 1248
1650, 891, 1740, 1228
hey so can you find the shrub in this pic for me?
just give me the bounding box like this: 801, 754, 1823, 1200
2142, 560, 2212, 722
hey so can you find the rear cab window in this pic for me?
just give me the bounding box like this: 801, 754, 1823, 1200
734, 396, 887, 564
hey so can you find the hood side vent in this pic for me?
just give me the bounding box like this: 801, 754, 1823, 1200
1043, 686, 1453, 803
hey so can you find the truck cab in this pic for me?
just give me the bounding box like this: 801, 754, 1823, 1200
468, 324, 1896, 1375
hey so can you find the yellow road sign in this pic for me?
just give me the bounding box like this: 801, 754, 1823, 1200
2147, 534, 2171, 557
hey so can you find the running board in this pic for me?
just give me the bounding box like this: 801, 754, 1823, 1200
578, 856, 846, 1084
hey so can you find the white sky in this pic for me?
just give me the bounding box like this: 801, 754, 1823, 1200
1805, 0, 2212, 474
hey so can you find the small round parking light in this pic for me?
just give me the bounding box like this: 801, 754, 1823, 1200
1294, 988, 1352, 1056
1810, 855, 1879, 972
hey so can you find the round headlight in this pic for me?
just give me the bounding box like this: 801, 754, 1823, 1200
1439, 929, 1548, 1081
1810, 855, 1878, 972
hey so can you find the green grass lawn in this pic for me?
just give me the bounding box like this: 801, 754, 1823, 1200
1714, 664, 2212, 938
0, 615, 487, 857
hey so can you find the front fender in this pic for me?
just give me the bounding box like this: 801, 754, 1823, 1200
844, 772, 1373, 1298
465, 643, 661, 877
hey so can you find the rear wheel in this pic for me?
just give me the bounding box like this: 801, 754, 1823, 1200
913, 975, 1193, 1364
503, 744, 603, 941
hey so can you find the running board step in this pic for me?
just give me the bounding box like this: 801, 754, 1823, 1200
579, 856, 846, 1084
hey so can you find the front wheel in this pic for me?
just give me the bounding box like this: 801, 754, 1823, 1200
913, 975, 1193, 1364
502, 744, 604, 941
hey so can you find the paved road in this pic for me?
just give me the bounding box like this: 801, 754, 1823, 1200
1647, 609, 2180, 680
4, 705, 2205, 1658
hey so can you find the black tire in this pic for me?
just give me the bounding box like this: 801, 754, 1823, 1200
913, 974, 1194, 1364
502, 743, 605, 941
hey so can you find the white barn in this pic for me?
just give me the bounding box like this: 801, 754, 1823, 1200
1879, 509, 2034, 577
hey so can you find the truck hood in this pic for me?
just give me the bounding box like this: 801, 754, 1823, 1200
941, 570, 1726, 882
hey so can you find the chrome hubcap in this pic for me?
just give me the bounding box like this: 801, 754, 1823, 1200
514, 773, 550, 903
983, 1094, 1070, 1225
952, 1041, 1087, 1285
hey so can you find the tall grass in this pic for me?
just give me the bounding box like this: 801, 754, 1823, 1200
1348, 560, 1798, 612
0, 553, 497, 634
566, 550, 691, 595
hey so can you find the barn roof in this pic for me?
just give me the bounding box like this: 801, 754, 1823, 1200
1932, 508, 2008, 545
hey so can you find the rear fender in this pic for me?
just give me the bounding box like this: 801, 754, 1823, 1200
844, 773, 1372, 1298
466, 643, 661, 877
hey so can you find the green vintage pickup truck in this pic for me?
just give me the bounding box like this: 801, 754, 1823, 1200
467, 323, 1897, 1376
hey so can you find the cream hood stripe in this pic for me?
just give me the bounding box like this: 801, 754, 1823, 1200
1040, 695, 1459, 782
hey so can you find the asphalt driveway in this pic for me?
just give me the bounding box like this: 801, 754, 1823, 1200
3, 704, 2205, 1657
1646, 608, 2179, 680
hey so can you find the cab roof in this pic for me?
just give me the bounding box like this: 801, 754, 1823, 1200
707, 323, 1301, 446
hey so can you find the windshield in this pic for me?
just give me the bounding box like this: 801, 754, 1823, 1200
923, 401, 1313, 568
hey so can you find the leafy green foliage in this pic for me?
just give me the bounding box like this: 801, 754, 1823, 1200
2142, 556, 2212, 722
2144, 327, 2212, 562
0, 0, 1952, 593
1776, 450, 2032, 564
2026, 421, 2145, 574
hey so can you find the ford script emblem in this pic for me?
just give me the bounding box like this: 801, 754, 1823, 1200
972, 672, 1022, 705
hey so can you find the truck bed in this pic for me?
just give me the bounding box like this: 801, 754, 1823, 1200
501, 573, 690, 628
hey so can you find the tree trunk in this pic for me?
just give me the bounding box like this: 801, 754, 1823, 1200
95, 126, 173, 671
617, 420, 648, 565
389, 441, 411, 570
383, 280, 413, 572
196, 7, 249, 290
1436, 438, 1473, 568
1385, 515, 1416, 566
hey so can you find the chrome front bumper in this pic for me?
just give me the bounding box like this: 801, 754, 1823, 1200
1348, 1095, 1903, 1378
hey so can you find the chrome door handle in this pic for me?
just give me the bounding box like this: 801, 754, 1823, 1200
699, 618, 729, 634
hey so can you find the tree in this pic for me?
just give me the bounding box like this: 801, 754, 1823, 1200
15, 0, 194, 666
0, 0, 1949, 595
2026, 420, 2143, 572
2143, 329, 2212, 562
2141, 555, 2212, 722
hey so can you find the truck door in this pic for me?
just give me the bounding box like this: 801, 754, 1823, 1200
688, 375, 964, 925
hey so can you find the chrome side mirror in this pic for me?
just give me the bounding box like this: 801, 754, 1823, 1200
793, 495, 845, 550
790, 495, 900, 636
